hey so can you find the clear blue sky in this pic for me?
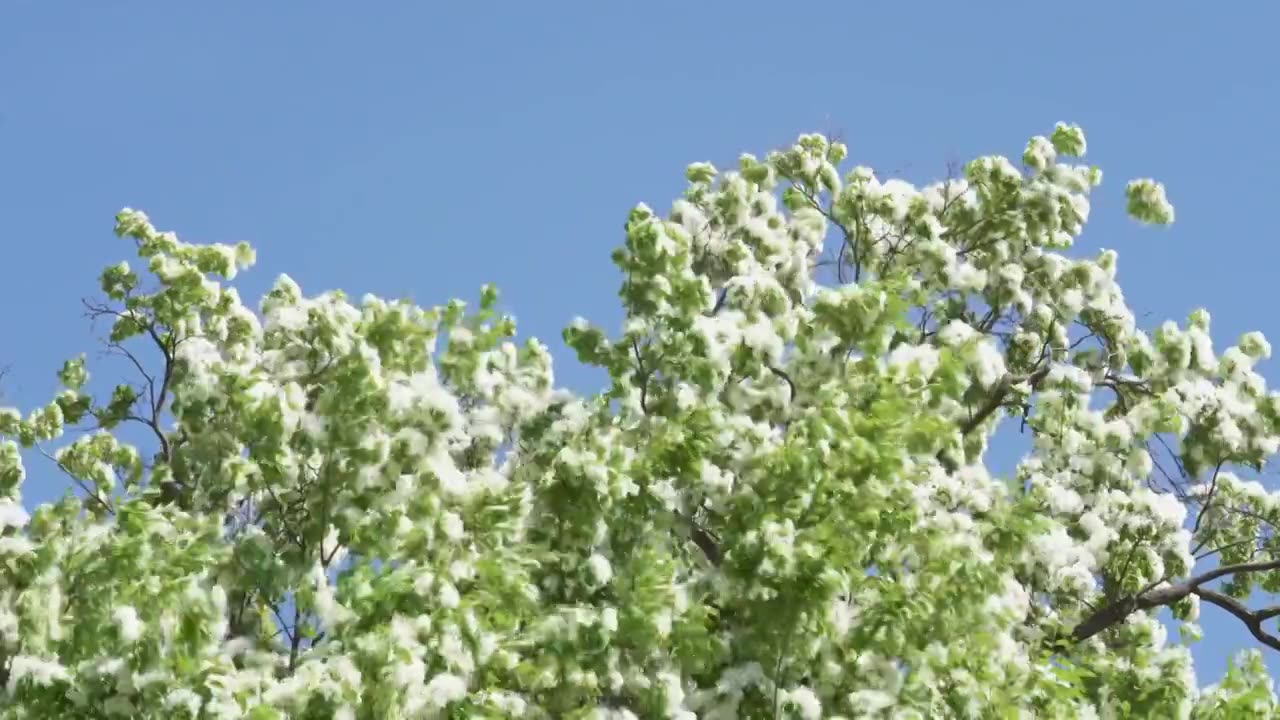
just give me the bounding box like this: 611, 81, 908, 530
3, 1, 1278, 686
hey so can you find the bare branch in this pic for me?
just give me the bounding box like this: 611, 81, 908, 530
1196, 588, 1280, 653
1192, 462, 1225, 536
35, 444, 115, 516
1072, 558, 1280, 644
631, 339, 652, 415
710, 289, 728, 316
682, 513, 723, 567
288, 603, 305, 672
81, 295, 179, 466
1197, 538, 1262, 562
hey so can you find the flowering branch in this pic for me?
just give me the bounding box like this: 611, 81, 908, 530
940, 364, 1053, 472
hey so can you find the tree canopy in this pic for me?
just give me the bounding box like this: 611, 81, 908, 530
3, 123, 1280, 718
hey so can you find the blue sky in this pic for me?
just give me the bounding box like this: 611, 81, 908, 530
3, 1, 1278, 686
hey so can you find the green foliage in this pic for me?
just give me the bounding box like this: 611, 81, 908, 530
1, 124, 1279, 718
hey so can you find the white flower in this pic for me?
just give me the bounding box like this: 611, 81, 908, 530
112, 605, 143, 643
887, 343, 940, 380
848, 689, 896, 713
0, 499, 29, 529
439, 582, 461, 609
780, 686, 823, 719
970, 340, 1007, 388
1023, 135, 1057, 171
938, 320, 978, 347
441, 511, 465, 541
163, 688, 203, 715
424, 672, 468, 708
0, 536, 34, 556
1043, 482, 1083, 515
586, 553, 613, 586
6, 656, 70, 693
392, 657, 425, 689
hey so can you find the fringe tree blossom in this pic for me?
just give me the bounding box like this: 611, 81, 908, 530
2, 124, 1280, 717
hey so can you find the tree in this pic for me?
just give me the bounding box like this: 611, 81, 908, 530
1, 123, 1279, 718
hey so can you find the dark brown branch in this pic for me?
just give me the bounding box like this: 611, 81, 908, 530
82, 297, 179, 464
1191, 461, 1225, 540
1153, 433, 1189, 481
710, 289, 728, 316
631, 339, 651, 415
288, 604, 305, 671
262, 484, 306, 550
103, 342, 156, 411
688, 519, 723, 567
1071, 558, 1280, 644
1195, 589, 1280, 653
768, 365, 796, 402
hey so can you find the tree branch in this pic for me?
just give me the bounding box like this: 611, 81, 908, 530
960, 365, 1052, 437
631, 339, 651, 415
1195, 588, 1280, 653
768, 365, 796, 403
1071, 558, 1280, 644
675, 509, 722, 567
1192, 462, 1224, 536
940, 364, 1052, 472
688, 519, 723, 567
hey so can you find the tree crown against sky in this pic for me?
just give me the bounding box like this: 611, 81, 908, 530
2, 123, 1280, 718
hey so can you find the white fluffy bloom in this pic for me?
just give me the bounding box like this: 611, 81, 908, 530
1078, 511, 1116, 556
428, 451, 470, 498
887, 343, 940, 380
1023, 135, 1057, 171
440, 511, 465, 541
848, 689, 897, 713
163, 688, 203, 715
586, 553, 613, 586
780, 686, 823, 719
970, 340, 1007, 388
938, 320, 978, 347
983, 575, 1030, 623
1131, 488, 1187, 528
0, 536, 35, 556
1042, 480, 1083, 515
0, 499, 29, 529
1240, 331, 1272, 360
1031, 525, 1097, 592
439, 582, 461, 609
6, 656, 70, 693
392, 657, 426, 689
310, 564, 354, 627
424, 672, 468, 708
112, 605, 143, 643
